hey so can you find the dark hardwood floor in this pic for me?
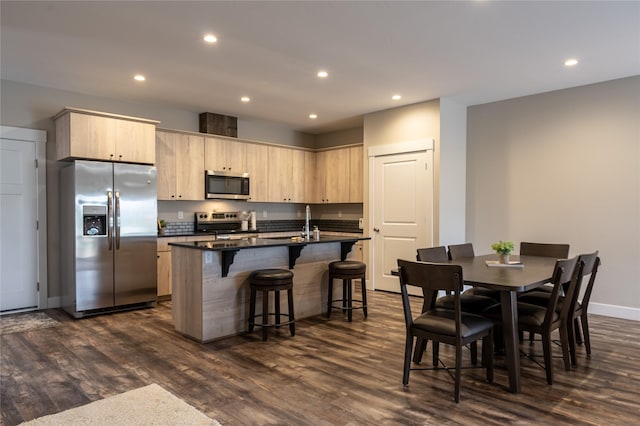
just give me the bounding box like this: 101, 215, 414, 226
2, 289, 639, 425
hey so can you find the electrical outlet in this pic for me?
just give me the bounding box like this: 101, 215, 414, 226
338, 210, 342, 218
263, 210, 268, 218
358, 218, 363, 229
178, 211, 184, 219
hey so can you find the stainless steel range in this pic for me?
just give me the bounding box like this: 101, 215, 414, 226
194, 211, 244, 236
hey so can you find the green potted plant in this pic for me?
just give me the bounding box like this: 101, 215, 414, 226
158, 219, 167, 235
491, 240, 515, 263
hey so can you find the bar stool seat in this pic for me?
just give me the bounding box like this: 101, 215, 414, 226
327, 261, 367, 322
248, 269, 295, 341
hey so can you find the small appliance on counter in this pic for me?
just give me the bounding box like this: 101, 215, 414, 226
194, 211, 256, 238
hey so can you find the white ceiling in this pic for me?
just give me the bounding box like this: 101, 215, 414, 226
2, 1, 639, 134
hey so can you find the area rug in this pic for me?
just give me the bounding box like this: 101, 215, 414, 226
0, 312, 60, 335
19, 383, 221, 425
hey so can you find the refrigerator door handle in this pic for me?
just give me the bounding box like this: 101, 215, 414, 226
107, 190, 114, 251
115, 191, 121, 250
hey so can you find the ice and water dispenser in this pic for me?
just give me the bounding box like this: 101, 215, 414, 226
82, 205, 107, 236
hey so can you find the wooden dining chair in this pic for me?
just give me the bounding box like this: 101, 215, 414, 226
397, 259, 494, 402
520, 242, 570, 258
484, 257, 579, 384
416, 246, 449, 263
412, 246, 496, 365
447, 243, 475, 260
449, 243, 500, 302
519, 251, 600, 363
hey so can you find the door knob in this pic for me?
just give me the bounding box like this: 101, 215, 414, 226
373, 227, 380, 232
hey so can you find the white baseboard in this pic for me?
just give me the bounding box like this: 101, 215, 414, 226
47, 296, 61, 309
589, 302, 640, 321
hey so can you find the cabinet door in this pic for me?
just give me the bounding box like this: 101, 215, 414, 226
157, 251, 172, 297
315, 151, 328, 203
156, 131, 177, 200
349, 146, 363, 202
267, 146, 291, 202
175, 134, 204, 200
246, 143, 269, 202
205, 137, 246, 172
115, 120, 156, 164
290, 149, 305, 202
304, 151, 317, 203
325, 148, 350, 203
68, 113, 116, 161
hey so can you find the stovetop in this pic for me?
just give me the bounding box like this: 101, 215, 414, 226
194, 211, 246, 235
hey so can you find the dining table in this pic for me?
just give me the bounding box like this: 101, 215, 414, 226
399, 253, 559, 393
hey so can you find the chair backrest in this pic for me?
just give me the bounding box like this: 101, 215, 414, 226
520, 242, 570, 258
416, 246, 449, 262
448, 243, 474, 260
575, 251, 600, 312
545, 257, 578, 325
397, 259, 464, 332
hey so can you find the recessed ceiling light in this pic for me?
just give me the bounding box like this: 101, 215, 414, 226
241, 96, 250, 102
134, 74, 146, 82
564, 58, 578, 67
204, 34, 218, 43
309, 114, 318, 119
392, 94, 402, 100
317, 70, 328, 78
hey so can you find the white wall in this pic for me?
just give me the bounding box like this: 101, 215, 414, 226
467, 76, 640, 319
439, 98, 467, 246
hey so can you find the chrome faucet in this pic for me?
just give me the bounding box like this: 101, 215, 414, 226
304, 205, 311, 240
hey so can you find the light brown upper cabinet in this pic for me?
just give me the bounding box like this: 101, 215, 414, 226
156, 130, 204, 200
55, 108, 158, 164
267, 145, 306, 203
348, 145, 363, 202
245, 143, 269, 202
317, 148, 350, 203
315, 146, 363, 203
204, 136, 246, 173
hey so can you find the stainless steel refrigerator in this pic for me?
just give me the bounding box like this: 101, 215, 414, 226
60, 160, 157, 317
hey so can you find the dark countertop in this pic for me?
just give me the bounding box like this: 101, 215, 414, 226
169, 235, 368, 252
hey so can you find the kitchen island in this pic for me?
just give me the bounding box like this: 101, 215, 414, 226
169, 236, 368, 343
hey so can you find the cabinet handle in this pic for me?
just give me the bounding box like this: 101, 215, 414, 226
171, 195, 175, 199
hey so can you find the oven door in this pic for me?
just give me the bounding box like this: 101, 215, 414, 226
205, 171, 250, 199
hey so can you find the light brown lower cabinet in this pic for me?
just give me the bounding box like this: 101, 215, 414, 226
157, 251, 172, 298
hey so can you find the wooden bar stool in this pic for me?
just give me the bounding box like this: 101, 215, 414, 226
248, 269, 295, 341
327, 261, 367, 322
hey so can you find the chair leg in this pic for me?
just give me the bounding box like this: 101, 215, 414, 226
361, 277, 368, 318
470, 342, 478, 365
529, 331, 535, 343
581, 315, 592, 356
567, 319, 578, 367
432, 342, 440, 367
327, 276, 333, 319
559, 323, 572, 371
347, 279, 353, 322
455, 341, 462, 403
542, 332, 554, 385
248, 288, 256, 333
342, 280, 348, 314
574, 318, 583, 344
413, 337, 428, 364
403, 334, 414, 386
274, 290, 281, 328
483, 333, 494, 383
288, 288, 295, 337
261, 291, 269, 342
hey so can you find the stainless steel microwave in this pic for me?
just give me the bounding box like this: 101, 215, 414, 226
205, 170, 250, 200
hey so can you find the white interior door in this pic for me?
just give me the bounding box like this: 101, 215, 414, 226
370, 141, 434, 293
1, 137, 38, 312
